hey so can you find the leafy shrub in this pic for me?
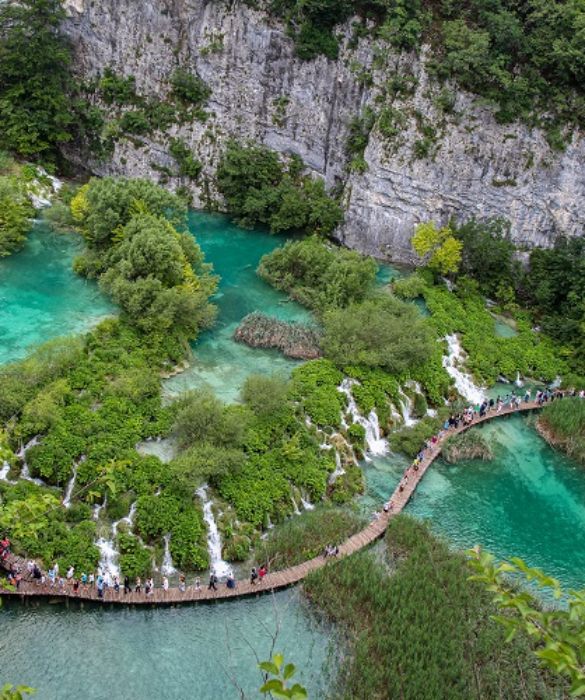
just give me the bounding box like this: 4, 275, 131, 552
217, 141, 342, 235
0, 176, 35, 256
169, 138, 202, 179
117, 532, 152, 578
170, 68, 211, 105
258, 236, 377, 312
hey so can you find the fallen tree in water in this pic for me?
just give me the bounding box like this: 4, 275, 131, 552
234, 312, 322, 360
442, 430, 493, 463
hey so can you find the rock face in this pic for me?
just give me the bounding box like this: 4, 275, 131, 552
63, 0, 585, 262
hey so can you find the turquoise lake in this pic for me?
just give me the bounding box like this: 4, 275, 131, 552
0, 212, 584, 697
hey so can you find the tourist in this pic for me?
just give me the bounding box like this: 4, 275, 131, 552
73, 578, 79, 594
88, 572, 95, 588
258, 565, 267, 580
162, 576, 169, 591
135, 576, 142, 593
145, 578, 151, 596
97, 575, 104, 600
208, 572, 217, 591
66, 565, 75, 584
194, 576, 201, 591
124, 575, 131, 594
58, 576, 65, 589
227, 574, 236, 589
250, 567, 258, 585
0, 536, 10, 561
81, 572, 88, 589
179, 574, 186, 592
48, 566, 56, 587
113, 576, 120, 593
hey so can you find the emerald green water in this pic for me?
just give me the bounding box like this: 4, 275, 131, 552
164, 213, 313, 402
1, 213, 585, 696
362, 414, 585, 590
0, 222, 114, 365
0, 590, 333, 698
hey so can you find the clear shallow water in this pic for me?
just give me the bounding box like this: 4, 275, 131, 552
0, 590, 334, 700
164, 213, 313, 403
0, 222, 114, 365
404, 414, 585, 590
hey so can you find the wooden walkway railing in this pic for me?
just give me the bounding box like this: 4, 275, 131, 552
0, 400, 553, 605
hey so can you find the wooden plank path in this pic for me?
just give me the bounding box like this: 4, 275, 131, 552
0, 399, 556, 605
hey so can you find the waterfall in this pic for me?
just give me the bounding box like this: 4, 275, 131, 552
95, 537, 120, 579
300, 493, 315, 510
0, 461, 10, 481
197, 485, 232, 579
62, 457, 85, 509
442, 334, 486, 404
397, 388, 417, 427
328, 451, 346, 484
92, 496, 107, 521
161, 534, 177, 576
291, 495, 301, 515
17, 436, 45, 485
550, 376, 562, 390
338, 379, 388, 457
514, 371, 524, 388
96, 502, 137, 579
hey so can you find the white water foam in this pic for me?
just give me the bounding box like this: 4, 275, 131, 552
96, 502, 137, 579
62, 457, 85, 509
197, 485, 232, 579
397, 387, 417, 427
338, 379, 388, 457
161, 534, 177, 576
328, 451, 346, 484
17, 436, 45, 485
300, 493, 315, 511
442, 334, 486, 404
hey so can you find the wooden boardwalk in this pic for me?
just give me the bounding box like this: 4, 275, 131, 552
0, 399, 552, 605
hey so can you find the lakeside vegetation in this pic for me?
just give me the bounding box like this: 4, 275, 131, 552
304, 515, 569, 699
538, 398, 585, 465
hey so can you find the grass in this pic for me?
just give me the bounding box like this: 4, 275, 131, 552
539, 398, 585, 464
304, 515, 567, 700
252, 506, 365, 571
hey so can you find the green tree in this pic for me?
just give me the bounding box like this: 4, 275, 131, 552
259, 654, 308, 699
241, 375, 290, 419
322, 294, 433, 372
0, 176, 34, 256
412, 221, 462, 275
468, 548, 585, 696
0, 0, 73, 160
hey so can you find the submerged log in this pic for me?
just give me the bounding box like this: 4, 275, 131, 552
234, 312, 322, 360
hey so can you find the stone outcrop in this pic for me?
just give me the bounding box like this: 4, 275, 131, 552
62, 0, 585, 262
234, 312, 322, 360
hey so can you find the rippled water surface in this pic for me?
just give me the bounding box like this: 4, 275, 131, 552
0, 590, 334, 699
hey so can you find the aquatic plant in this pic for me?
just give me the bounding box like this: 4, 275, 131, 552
538, 398, 585, 465
442, 431, 493, 463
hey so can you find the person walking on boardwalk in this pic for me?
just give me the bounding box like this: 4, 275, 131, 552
162, 576, 169, 592
179, 574, 186, 592
135, 576, 142, 593
208, 571, 217, 591
250, 567, 258, 585
124, 575, 131, 594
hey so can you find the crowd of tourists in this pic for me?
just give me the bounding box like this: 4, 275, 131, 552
4, 555, 271, 599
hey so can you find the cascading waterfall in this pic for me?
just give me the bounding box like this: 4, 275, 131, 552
62, 457, 85, 509
338, 379, 388, 457
291, 495, 301, 515
328, 451, 345, 484
92, 496, 107, 521
17, 436, 45, 486
397, 387, 417, 427
161, 534, 177, 576
442, 334, 486, 404
197, 485, 232, 579
515, 371, 524, 388
0, 462, 9, 481
96, 502, 137, 579
300, 493, 315, 510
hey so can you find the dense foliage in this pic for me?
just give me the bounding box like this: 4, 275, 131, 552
305, 515, 567, 699
216, 141, 342, 234
257, 236, 378, 312
270, 0, 585, 131
0, 175, 34, 257
322, 294, 433, 373
0, 0, 73, 160
0, 178, 219, 573
71, 177, 217, 336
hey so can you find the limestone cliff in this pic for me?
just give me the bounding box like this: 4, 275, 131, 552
62, 0, 585, 262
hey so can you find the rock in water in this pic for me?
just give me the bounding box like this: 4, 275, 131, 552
234, 312, 322, 360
